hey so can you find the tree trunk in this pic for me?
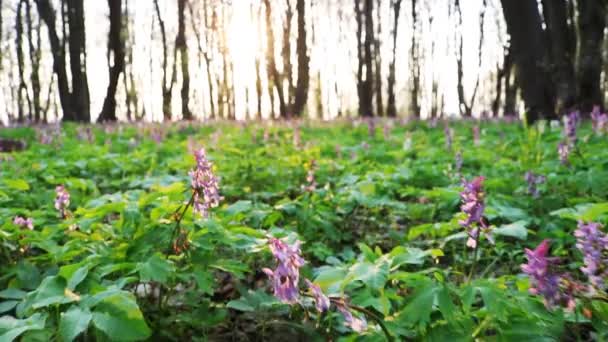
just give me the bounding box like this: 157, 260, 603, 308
500, 0, 554, 122
25, 1, 41, 122
176, 0, 192, 120
15, 0, 30, 122
98, 0, 124, 122
66, 0, 90, 122
541, 0, 576, 114
153, 0, 172, 121
386, 0, 402, 117
355, 0, 374, 117
577, 0, 606, 113
283, 0, 295, 113
409, 0, 420, 117
374, 0, 383, 117
263, 0, 287, 118
292, 0, 309, 117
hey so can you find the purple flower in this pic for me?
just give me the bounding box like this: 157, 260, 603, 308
302, 160, 317, 192
305, 279, 330, 313
335, 299, 367, 332
293, 126, 301, 148
263, 237, 306, 304
444, 125, 453, 150
472, 125, 480, 146
521, 240, 563, 308
367, 119, 376, 138
189, 148, 221, 217
574, 221, 608, 291
13, 216, 33, 230
558, 142, 570, 165
591, 105, 608, 135
455, 151, 463, 174
524, 171, 546, 198
563, 111, 579, 146
460, 177, 487, 248
54, 185, 70, 217
459, 177, 485, 228
383, 123, 391, 140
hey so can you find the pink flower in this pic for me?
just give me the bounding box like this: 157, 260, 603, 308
13, 216, 33, 230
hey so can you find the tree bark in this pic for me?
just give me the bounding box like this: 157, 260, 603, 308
66, 0, 90, 122
283, 0, 295, 113
500, 0, 554, 122
263, 0, 287, 118
292, 0, 309, 117
577, 0, 606, 113
374, 0, 383, 117
409, 0, 420, 117
176, 0, 192, 120
26, 0, 42, 122
15, 0, 30, 122
153, 0, 172, 121
386, 0, 402, 117
98, 0, 124, 122
355, 0, 374, 117
541, 0, 576, 114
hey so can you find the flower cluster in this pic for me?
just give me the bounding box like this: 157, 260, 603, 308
521, 240, 565, 308
454, 151, 463, 175
591, 105, 608, 135
189, 148, 221, 217
574, 221, 608, 291
558, 142, 570, 165
263, 237, 368, 332
367, 119, 376, 138
444, 125, 453, 150
524, 171, 546, 198
472, 125, 480, 146
54, 185, 70, 218
262, 237, 306, 303
459, 177, 488, 248
301, 160, 317, 192
305, 279, 330, 313
563, 111, 579, 146
335, 299, 368, 332
13, 216, 33, 230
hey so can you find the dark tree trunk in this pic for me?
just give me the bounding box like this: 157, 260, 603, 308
176, 0, 192, 120
500, 0, 554, 122
263, 0, 287, 118
26, 1, 41, 122
374, 0, 382, 117
541, 0, 576, 114
15, 0, 30, 122
35, 0, 75, 121
355, 0, 374, 117
292, 0, 309, 117
283, 0, 295, 113
98, 0, 124, 122
66, 0, 90, 122
386, 0, 402, 117
153, 0, 172, 121
409, 0, 420, 117
577, 0, 606, 113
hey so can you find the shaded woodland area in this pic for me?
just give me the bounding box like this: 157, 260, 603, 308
0, 0, 607, 124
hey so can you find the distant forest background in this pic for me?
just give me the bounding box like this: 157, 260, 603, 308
0, 0, 606, 124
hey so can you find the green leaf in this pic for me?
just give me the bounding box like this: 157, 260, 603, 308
0, 313, 46, 342
32, 276, 73, 309
3, 179, 30, 191
226, 298, 255, 312
59, 264, 89, 290
92, 293, 151, 341
0, 301, 18, 314
0, 289, 26, 300
313, 266, 347, 294
348, 261, 389, 290
59, 306, 92, 342
225, 200, 253, 216
494, 221, 528, 240
137, 253, 174, 283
